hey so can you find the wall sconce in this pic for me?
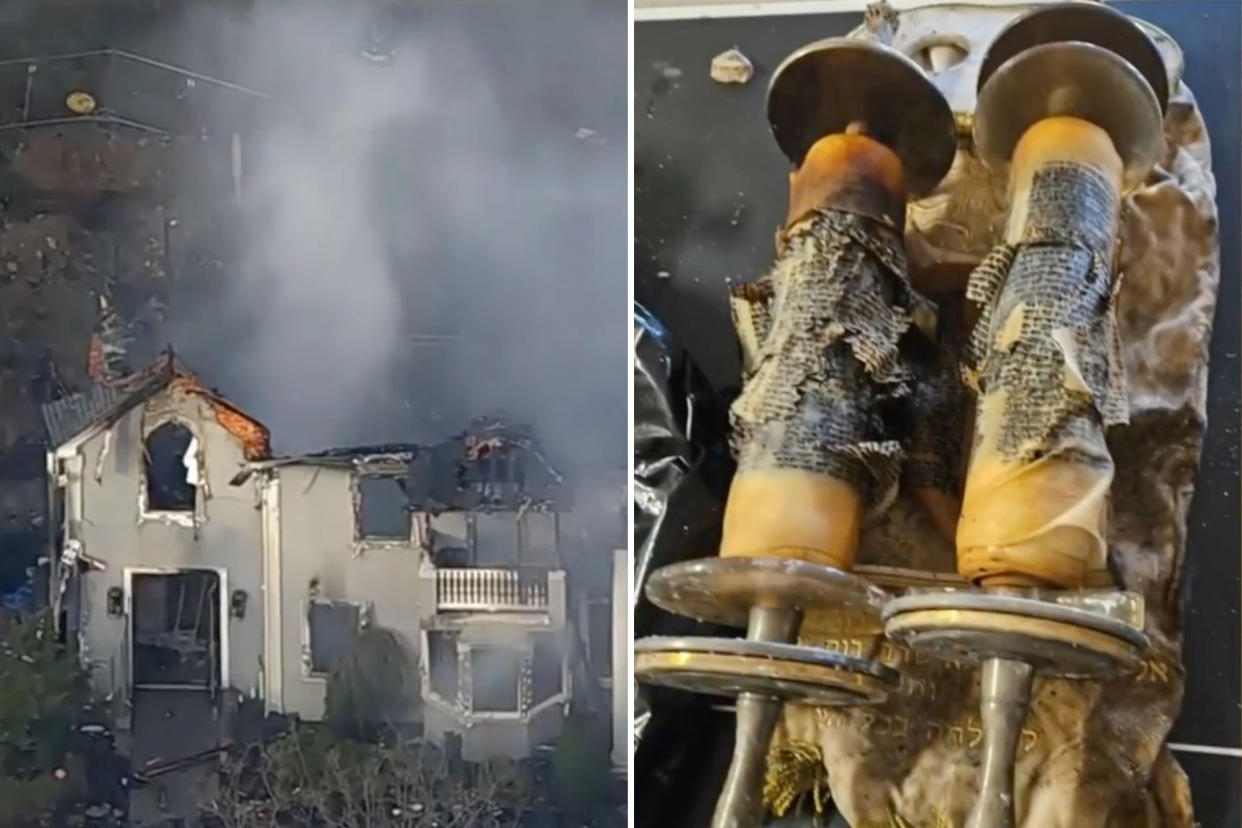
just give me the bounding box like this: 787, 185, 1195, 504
231, 590, 248, 619
106, 587, 123, 618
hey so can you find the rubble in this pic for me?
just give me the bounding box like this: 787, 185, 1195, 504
709, 48, 754, 85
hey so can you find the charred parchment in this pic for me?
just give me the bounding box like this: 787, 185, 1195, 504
965, 162, 1128, 462
769, 84, 1218, 828
729, 209, 936, 511
956, 160, 1128, 586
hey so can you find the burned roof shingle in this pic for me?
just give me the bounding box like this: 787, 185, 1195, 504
41, 383, 127, 448
231, 418, 562, 512
41, 350, 270, 459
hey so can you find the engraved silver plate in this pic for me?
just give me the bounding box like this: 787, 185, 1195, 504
882, 591, 1148, 648
882, 590, 1149, 678
644, 557, 889, 629
634, 635, 894, 705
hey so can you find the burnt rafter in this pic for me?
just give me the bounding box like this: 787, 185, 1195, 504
231, 415, 564, 515
406, 415, 563, 514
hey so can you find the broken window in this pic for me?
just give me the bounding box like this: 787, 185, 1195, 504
427, 630, 459, 703
357, 474, 409, 540
530, 636, 562, 705
307, 600, 361, 676
518, 510, 559, 567
470, 646, 522, 713
144, 422, 196, 511
472, 512, 519, 567
465, 447, 524, 505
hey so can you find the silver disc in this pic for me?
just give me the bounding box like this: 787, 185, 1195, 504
882, 591, 1149, 649
977, 1, 1169, 115
644, 556, 889, 629
973, 41, 1164, 190
767, 37, 957, 197
883, 591, 1148, 678
634, 635, 894, 705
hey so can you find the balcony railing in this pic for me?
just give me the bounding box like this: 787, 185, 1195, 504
435, 568, 550, 612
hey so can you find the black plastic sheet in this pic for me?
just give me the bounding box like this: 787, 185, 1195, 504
633, 304, 731, 617
632, 303, 847, 826
632, 303, 731, 824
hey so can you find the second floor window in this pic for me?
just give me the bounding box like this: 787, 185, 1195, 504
473, 512, 518, 567
357, 474, 409, 540
144, 421, 196, 512
428, 511, 559, 569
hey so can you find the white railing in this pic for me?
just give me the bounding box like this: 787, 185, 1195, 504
435, 568, 550, 612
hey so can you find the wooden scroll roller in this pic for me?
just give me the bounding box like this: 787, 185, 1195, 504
725, 128, 914, 575
957, 116, 1127, 590
881, 6, 1168, 828
635, 38, 956, 828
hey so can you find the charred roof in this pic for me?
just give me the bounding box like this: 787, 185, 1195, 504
41, 349, 271, 459
232, 416, 562, 513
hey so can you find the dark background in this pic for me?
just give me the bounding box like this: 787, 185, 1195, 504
635, 1, 1240, 824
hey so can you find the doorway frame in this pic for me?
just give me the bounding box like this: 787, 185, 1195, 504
124, 566, 230, 691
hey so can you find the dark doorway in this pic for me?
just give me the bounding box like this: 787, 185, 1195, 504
131, 571, 220, 688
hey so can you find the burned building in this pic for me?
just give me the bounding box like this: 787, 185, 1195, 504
44, 353, 605, 765
234, 418, 575, 760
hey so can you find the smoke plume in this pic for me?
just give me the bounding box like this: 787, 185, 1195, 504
154, 0, 627, 478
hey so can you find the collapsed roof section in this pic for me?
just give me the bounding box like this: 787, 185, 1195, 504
407, 416, 562, 512
46, 304, 559, 512
231, 416, 563, 513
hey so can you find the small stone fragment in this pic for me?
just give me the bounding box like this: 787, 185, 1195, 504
710, 48, 754, 85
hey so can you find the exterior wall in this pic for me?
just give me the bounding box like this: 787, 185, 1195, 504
267, 467, 570, 759
268, 463, 424, 722
420, 620, 569, 760
62, 387, 265, 710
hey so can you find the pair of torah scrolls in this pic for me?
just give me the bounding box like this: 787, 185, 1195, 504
727, 117, 1125, 590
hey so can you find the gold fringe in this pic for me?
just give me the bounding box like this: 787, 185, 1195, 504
764, 738, 951, 826
764, 740, 831, 818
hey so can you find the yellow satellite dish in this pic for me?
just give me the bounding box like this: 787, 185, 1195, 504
66, 91, 97, 115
